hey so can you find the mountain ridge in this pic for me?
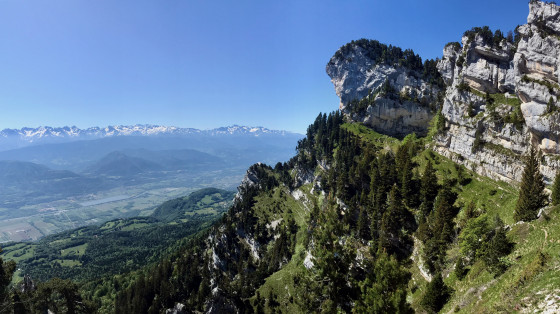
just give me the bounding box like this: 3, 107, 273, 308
327, 1, 560, 184
0, 124, 301, 151
4, 2, 560, 313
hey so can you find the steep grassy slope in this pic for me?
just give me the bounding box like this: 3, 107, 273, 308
251, 122, 532, 313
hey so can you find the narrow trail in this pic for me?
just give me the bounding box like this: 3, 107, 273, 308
542, 227, 549, 249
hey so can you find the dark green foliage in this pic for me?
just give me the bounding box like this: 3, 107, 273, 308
463, 201, 477, 221
455, 257, 468, 280
303, 200, 357, 313
456, 164, 472, 186
296, 111, 344, 169
432, 183, 458, 242
434, 109, 446, 133
1, 275, 94, 313
472, 128, 483, 153
479, 216, 513, 274
31, 278, 94, 314
298, 113, 423, 311
421, 273, 451, 313
457, 81, 471, 93
356, 252, 413, 313
552, 171, 560, 205
467, 102, 476, 117
514, 147, 547, 222
547, 96, 556, 114
114, 235, 209, 313
463, 26, 504, 47
420, 160, 439, 217
504, 101, 525, 130
400, 158, 416, 207
445, 42, 461, 51
112, 155, 303, 313
348, 89, 378, 114
357, 206, 371, 241
0, 248, 15, 311
458, 214, 513, 275
379, 185, 414, 259
456, 55, 465, 67
493, 29, 505, 47
331, 39, 444, 87
13, 110, 493, 313
420, 181, 459, 274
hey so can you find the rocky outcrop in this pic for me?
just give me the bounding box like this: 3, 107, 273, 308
327, 1, 560, 183
326, 40, 442, 138
434, 1, 560, 183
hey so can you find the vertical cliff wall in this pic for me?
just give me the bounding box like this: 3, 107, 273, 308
435, 1, 560, 183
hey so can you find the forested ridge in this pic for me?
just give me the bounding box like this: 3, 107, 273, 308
0, 106, 557, 313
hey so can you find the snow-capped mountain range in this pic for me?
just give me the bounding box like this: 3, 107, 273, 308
0, 125, 299, 151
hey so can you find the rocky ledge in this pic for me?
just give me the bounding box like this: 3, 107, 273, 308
435, 0, 560, 183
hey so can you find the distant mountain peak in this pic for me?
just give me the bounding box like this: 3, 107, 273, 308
0, 124, 299, 151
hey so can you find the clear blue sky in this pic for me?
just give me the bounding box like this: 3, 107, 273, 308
0, 0, 529, 133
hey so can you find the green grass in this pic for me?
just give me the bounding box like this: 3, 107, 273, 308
341, 122, 400, 150
120, 223, 150, 231
2, 245, 35, 263
441, 205, 560, 313
60, 243, 88, 257
251, 185, 313, 313
408, 149, 520, 310
414, 149, 518, 224
468, 89, 522, 107
252, 186, 306, 228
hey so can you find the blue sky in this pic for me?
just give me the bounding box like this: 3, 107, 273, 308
0, 0, 529, 133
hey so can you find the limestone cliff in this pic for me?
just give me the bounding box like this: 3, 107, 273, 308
435, 1, 560, 183
327, 1, 560, 183
326, 39, 443, 138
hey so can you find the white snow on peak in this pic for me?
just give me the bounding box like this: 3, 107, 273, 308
0, 124, 298, 149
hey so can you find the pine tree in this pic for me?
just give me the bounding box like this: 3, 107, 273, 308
480, 216, 513, 274
552, 171, 560, 206
421, 273, 451, 313
357, 206, 371, 241
379, 152, 397, 194
0, 247, 15, 312
356, 252, 413, 313
514, 147, 547, 221
401, 158, 415, 207
307, 199, 356, 312
379, 185, 411, 258
420, 160, 439, 216
432, 182, 458, 242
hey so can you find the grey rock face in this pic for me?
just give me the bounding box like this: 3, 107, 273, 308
435, 1, 560, 183
460, 35, 516, 94
326, 46, 389, 109
327, 1, 560, 183
438, 44, 460, 86
326, 42, 441, 138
